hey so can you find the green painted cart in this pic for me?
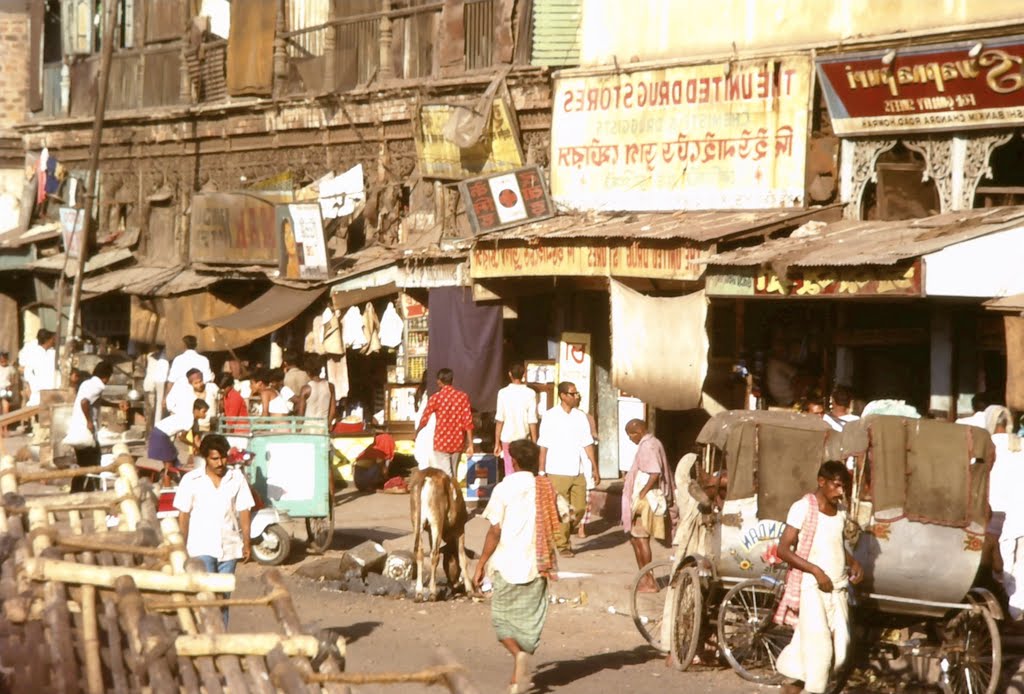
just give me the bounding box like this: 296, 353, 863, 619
221, 416, 335, 555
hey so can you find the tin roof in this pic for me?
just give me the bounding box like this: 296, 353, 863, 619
706, 206, 1024, 268
983, 293, 1024, 313
472, 205, 843, 244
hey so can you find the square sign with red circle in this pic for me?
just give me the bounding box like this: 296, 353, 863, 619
458, 165, 555, 235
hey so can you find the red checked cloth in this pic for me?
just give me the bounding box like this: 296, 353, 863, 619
534, 476, 561, 580
773, 492, 820, 627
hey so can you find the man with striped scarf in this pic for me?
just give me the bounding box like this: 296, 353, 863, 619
775, 461, 863, 694
474, 439, 561, 694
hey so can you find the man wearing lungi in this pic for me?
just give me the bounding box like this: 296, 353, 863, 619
474, 439, 561, 694
776, 460, 863, 694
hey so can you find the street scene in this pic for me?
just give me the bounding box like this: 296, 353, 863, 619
3, 0, 1024, 692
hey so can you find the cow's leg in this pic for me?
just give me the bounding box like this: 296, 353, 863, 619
457, 532, 474, 595
414, 523, 427, 602
428, 513, 442, 601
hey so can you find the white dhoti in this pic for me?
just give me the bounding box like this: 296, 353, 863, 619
999, 536, 1024, 621
776, 580, 849, 694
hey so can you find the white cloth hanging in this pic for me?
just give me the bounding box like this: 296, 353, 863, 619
379, 301, 404, 349
361, 302, 381, 355
341, 305, 365, 350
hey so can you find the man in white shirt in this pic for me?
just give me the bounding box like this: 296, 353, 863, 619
955, 393, 990, 428
167, 335, 213, 387
173, 433, 253, 625
474, 439, 560, 694
493, 362, 539, 477
69, 361, 119, 493
823, 386, 859, 433
147, 399, 209, 486
20, 328, 57, 407
537, 381, 599, 557
776, 461, 863, 694
142, 344, 170, 422
166, 368, 219, 430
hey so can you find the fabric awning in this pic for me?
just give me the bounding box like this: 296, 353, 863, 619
199, 284, 327, 348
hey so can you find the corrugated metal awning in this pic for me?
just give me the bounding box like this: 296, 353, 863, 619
706, 206, 1024, 268
29, 247, 134, 276
0, 222, 60, 249
473, 205, 843, 245
83, 265, 181, 298
984, 293, 1024, 313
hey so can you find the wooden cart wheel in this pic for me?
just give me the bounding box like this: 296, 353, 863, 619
671, 565, 703, 671
942, 603, 1001, 694
306, 469, 336, 554
629, 559, 675, 652
717, 577, 791, 684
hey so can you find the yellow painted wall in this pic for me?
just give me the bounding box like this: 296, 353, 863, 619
580, 0, 1024, 65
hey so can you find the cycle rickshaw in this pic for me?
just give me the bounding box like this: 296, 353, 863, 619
633, 410, 1001, 693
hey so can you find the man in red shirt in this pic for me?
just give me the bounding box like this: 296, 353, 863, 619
416, 368, 474, 479
218, 374, 249, 433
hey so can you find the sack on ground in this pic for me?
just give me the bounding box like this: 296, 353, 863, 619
62, 422, 96, 449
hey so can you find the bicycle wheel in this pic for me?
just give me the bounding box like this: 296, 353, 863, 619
717, 577, 791, 684
671, 565, 704, 671
629, 559, 675, 652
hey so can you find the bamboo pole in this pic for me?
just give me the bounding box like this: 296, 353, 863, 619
65, 0, 119, 355
243, 655, 278, 694
166, 551, 223, 694
23, 557, 235, 593
262, 569, 325, 690
160, 633, 322, 658
68, 509, 104, 694
16, 488, 126, 512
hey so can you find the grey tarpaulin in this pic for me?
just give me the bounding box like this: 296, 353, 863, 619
425, 286, 503, 412
610, 280, 708, 410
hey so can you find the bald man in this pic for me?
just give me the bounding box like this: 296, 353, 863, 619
622, 419, 674, 589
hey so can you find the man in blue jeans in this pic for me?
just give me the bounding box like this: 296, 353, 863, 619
173, 433, 253, 624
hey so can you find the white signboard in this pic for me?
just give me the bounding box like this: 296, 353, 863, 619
278, 203, 329, 280
556, 331, 592, 413
550, 56, 812, 211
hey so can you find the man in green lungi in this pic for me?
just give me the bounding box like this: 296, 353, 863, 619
474, 439, 561, 694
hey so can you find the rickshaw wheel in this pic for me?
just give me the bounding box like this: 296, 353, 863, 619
629, 558, 675, 652
717, 577, 790, 684
942, 603, 1001, 694
305, 516, 334, 554
671, 565, 703, 671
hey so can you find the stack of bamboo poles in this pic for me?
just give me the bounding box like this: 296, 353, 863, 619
0, 451, 354, 693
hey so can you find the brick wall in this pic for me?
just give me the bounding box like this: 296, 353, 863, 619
0, 8, 30, 131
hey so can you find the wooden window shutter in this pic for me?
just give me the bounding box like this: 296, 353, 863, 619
61, 0, 94, 55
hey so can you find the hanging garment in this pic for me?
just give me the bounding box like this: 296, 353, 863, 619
379, 301, 404, 349
341, 305, 365, 350
322, 308, 343, 354
326, 355, 349, 399
361, 302, 381, 355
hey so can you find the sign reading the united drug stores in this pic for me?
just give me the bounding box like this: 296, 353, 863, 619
415, 100, 524, 180
550, 56, 812, 211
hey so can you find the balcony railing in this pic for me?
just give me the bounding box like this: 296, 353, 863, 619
37, 0, 514, 119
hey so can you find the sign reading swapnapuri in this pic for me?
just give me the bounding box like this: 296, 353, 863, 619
550, 56, 812, 211
817, 35, 1024, 135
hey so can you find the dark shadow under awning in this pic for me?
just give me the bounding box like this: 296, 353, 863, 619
198, 284, 327, 348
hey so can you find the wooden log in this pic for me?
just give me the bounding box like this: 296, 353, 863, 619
113, 575, 177, 694
102, 596, 132, 694
160, 516, 188, 574
435, 647, 480, 694
113, 473, 140, 532
175, 649, 203, 694
0, 455, 19, 495
263, 570, 348, 693
16, 462, 119, 484
68, 509, 104, 694
164, 587, 225, 694
26, 614, 50, 689
267, 644, 311, 694
243, 654, 278, 694
42, 581, 80, 694
43, 524, 161, 550
23, 557, 235, 593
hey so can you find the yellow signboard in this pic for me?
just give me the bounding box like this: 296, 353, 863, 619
415, 100, 524, 180
471, 242, 708, 281
550, 56, 812, 210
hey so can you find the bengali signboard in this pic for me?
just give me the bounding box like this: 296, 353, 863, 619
277, 203, 329, 280
189, 193, 277, 265
414, 100, 524, 180
458, 166, 555, 235
817, 35, 1024, 135
550, 56, 812, 211
705, 262, 922, 298
471, 242, 708, 281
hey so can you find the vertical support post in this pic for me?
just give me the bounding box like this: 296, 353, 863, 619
273, 0, 287, 94
379, 0, 394, 80
323, 4, 337, 92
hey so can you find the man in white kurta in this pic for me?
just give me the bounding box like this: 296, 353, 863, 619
986, 408, 1024, 620
776, 461, 862, 694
